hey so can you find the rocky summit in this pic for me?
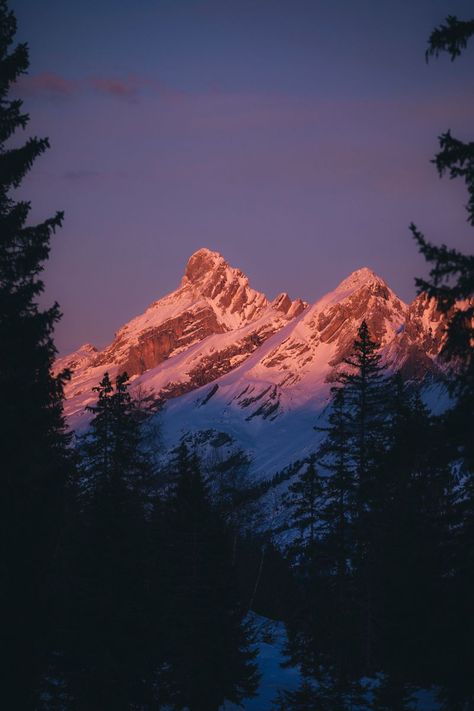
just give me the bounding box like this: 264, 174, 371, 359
57, 249, 447, 475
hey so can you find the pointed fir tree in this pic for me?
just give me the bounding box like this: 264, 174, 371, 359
285, 456, 324, 567
410, 18, 474, 706
334, 320, 390, 672
426, 15, 474, 61
64, 372, 154, 709
412, 14, 474, 470
281, 457, 328, 692
318, 387, 355, 592
80, 371, 153, 493
335, 320, 388, 498
160, 443, 259, 711
316, 385, 361, 682
0, 2, 72, 705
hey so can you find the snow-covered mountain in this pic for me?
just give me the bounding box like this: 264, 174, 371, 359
58, 248, 447, 477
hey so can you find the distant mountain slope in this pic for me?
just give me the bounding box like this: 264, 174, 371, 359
58, 248, 447, 477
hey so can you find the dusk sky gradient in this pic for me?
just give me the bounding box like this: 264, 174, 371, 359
10, 0, 474, 354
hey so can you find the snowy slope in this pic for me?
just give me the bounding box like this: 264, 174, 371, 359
59, 249, 448, 477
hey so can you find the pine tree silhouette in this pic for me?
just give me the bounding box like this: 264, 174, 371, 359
317, 386, 361, 684
160, 444, 259, 711
334, 321, 389, 671
410, 17, 474, 707
0, 2, 71, 705
65, 373, 153, 709
285, 456, 324, 567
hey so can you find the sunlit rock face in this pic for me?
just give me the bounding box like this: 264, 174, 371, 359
59, 249, 448, 441
59, 248, 305, 420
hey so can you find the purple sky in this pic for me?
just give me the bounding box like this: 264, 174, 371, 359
10, 0, 474, 354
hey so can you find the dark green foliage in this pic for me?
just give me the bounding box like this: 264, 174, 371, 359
318, 387, 355, 582
279, 324, 392, 705
236, 538, 295, 620
206, 446, 258, 547
335, 320, 388, 494
316, 386, 360, 682
81, 371, 153, 494
373, 377, 455, 691
411, 19, 474, 708
278, 324, 460, 705
0, 1, 71, 705
285, 457, 324, 565
62, 373, 154, 709
412, 17, 474, 470
334, 322, 390, 671
275, 672, 367, 711
371, 673, 417, 711
158, 444, 259, 711
274, 678, 320, 711
426, 15, 474, 61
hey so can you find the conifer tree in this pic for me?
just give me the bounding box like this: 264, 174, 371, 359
274, 677, 319, 711
285, 456, 324, 566
65, 372, 153, 709
411, 14, 474, 469
281, 457, 328, 695
371, 672, 416, 711
316, 386, 360, 682
275, 669, 367, 711
160, 444, 259, 711
81, 371, 153, 493
335, 320, 388, 498
410, 18, 474, 706
318, 387, 355, 594
0, 2, 71, 705
334, 320, 389, 671
372, 377, 444, 686
206, 446, 256, 565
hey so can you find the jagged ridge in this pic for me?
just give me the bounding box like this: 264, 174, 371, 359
59, 250, 447, 447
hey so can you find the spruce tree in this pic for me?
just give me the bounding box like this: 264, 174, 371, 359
81, 371, 153, 493
335, 320, 388, 498
161, 444, 259, 711
318, 387, 355, 594
0, 2, 71, 705
317, 386, 360, 682
411, 14, 474, 470
285, 456, 324, 567
372, 377, 448, 687
282, 458, 327, 692
335, 320, 389, 671
65, 372, 153, 709
410, 17, 474, 707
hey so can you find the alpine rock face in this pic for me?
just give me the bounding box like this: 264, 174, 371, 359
58, 248, 448, 477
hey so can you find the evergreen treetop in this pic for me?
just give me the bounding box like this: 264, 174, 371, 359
0, 2, 70, 706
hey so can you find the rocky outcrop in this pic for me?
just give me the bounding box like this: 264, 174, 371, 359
261, 268, 407, 380
58, 252, 450, 429
60, 248, 304, 419
180, 248, 270, 324
94, 305, 227, 377
387, 293, 447, 378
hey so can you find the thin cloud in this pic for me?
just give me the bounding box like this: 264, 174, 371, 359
88, 76, 140, 100
12, 72, 182, 103
87, 75, 185, 102
13, 71, 78, 98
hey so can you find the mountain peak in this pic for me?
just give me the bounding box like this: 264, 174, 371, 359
332, 266, 390, 296
182, 248, 229, 286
